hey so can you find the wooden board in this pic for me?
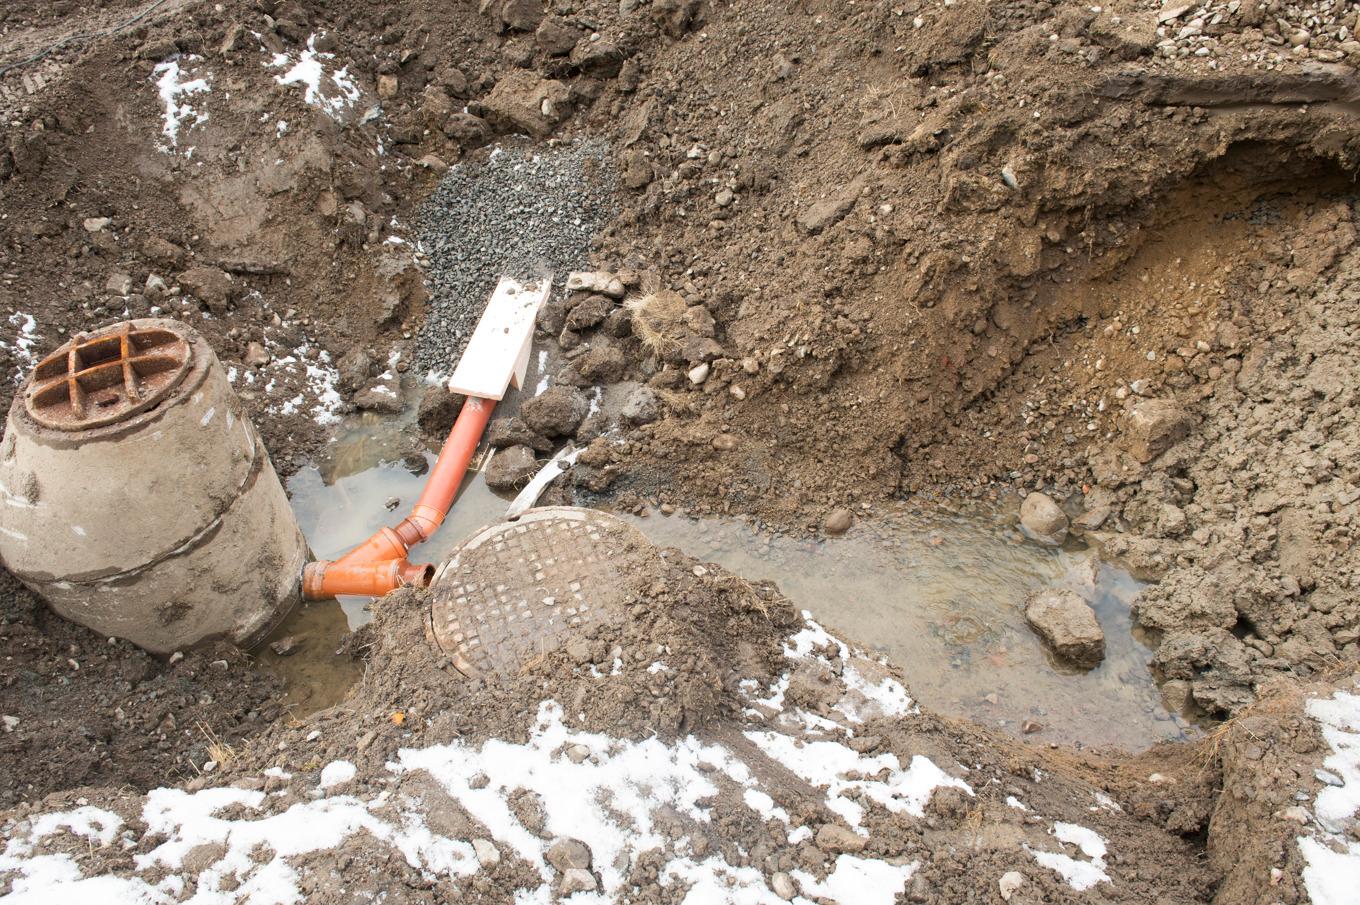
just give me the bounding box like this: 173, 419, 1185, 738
446, 275, 551, 400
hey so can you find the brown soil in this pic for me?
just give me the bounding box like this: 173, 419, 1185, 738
0, 568, 283, 809
1, 0, 1358, 901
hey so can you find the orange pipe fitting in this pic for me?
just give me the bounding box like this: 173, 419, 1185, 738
302, 396, 496, 600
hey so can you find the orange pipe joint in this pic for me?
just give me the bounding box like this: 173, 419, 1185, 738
301, 396, 497, 600
302, 558, 434, 600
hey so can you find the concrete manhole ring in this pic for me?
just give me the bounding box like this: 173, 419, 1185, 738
426, 507, 644, 678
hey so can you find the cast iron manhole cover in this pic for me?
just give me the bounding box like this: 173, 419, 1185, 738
427, 508, 642, 678
24, 321, 193, 431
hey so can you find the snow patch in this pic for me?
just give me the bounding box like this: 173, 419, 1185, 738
152, 57, 211, 152
1299, 684, 1360, 904
747, 615, 915, 724
0, 806, 149, 903
396, 700, 760, 897
318, 760, 356, 789
130, 785, 477, 902
262, 344, 344, 426
743, 729, 972, 829
269, 34, 360, 119
4, 312, 40, 383
1027, 822, 1111, 891
534, 349, 549, 395
792, 854, 917, 905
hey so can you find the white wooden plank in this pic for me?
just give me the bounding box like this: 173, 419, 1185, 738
446, 275, 551, 400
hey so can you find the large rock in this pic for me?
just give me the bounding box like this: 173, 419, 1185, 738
797, 181, 862, 235
141, 235, 187, 267
484, 445, 539, 491
1123, 398, 1193, 463
815, 823, 867, 854
535, 17, 581, 55
416, 386, 465, 436
569, 40, 627, 77
1151, 629, 1256, 716
521, 386, 588, 437
336, 348, 374, 392
443, 113, 491, 146
487, 416, 553, 452
1024, 589, 1104, 669
565, 271, 625, 299
1019, 492, 1068, 545
353, 375, 403, 414
499, 0, 544, 31
575, 344, 626, 383
420, 86, 454, 128
823, 508, 854, 536
545, 837, 592, 871
620, 386, 659, 425
481, 70, 572, 139
565, 295, 614, 331
179, 266, 237, 314
536, 296, 569, 335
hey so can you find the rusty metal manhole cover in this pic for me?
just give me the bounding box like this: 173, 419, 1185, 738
24, 321, 193, 431
427, 508, 643, 678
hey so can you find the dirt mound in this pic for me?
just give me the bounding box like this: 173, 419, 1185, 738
355, 542, 802, 745
1097, 190, 1360, 717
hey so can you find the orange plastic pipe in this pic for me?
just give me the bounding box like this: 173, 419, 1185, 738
302, 396, 496, 600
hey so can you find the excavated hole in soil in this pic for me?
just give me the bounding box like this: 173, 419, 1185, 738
269, 356, 1191, 750
260, 143, 1356, 748
1024, 142, 1355, 391
273, 420, 1189, 749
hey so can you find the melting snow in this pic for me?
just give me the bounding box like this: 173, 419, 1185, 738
152, 57, 211, 151
0, 806, 165, 905
318, 760, 356, 789
262, 344, 344, 426
1299, 684, 1360, 905
1027, 822, 1111, 891
0, 625, 974, 904
744, 730, 971, 829
395, 699, 762, 895
752, 615, 916, 725
534, 349, 550, 395
4, 312, 40, 382
269, 34, 360, 119
792, 854, 917, 905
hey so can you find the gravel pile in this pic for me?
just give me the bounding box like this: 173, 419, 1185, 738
412, 141, 616, 375
1154, 0, 1360, 67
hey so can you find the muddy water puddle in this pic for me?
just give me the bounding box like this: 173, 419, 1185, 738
627, 505, 1193, 750
258, 402, 508, 714
270, 401, 1191, 748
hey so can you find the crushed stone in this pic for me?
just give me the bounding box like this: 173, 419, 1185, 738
412, 141, 615, 375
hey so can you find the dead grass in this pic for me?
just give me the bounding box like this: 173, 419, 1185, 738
624, 274, 687, 356
1192, 682, 1304, 775
197, 722, 236, 772
655, 388, 694, 414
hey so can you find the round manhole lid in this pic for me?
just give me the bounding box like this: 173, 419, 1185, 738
24, 321, 194, 431
427, 508, 643, 678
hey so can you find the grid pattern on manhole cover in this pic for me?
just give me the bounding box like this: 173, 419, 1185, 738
428, 511, 635, 678
24, 321, 193, 431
